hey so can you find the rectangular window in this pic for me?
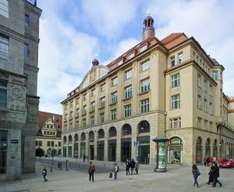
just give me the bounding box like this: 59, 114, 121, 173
140, 98, 149, 113
24, 43, 30, 57
58, 142, 61, 147
178, 52, 184, 64
171, 94, 180, 110
100, 83, 105, 92
171, 73, 180, 88
111, 91, 118, 104
82, 118, 86, 127
170, 55, 175, 67
211, 71, 218, 80
90, 116, 95, 126
111, 77, 118, 86
124, 104, 131, 117
100, 113, 105, 123
100, 97, 105, 108
140, 59, 150, 71
90, 88, 95, 97
111, 109, 117, 120
25, 14, 30, 25
0, 79, 7, 108
169, 117, 181, 129
82, 105, 86, 115
140, 78, 150, 93
197, 94, 202, 110
0, 0, 8, 17
47, 141, 50, 147
0, 34, 9, 60
90, 101, 95, 112
124, 85, 132, 99
125, 69, 132, 80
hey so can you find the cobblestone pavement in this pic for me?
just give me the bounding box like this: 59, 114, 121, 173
1, 161, 234, 192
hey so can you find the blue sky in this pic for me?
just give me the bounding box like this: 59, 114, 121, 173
37, 0, 234, 114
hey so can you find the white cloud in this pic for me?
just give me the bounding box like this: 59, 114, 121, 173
81, 0, 138, 38
38, 2, 99, 114
147, 0, 234, 95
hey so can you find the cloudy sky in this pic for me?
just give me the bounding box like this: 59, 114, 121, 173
37, 0, 234, 114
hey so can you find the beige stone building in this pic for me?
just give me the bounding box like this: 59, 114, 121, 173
61, 16, 234, 165
35, 111, 62, 157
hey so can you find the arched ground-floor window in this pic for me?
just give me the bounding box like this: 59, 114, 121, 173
137, 136, 150, 164
121, 138, 131, 162
108, 139, 116, 161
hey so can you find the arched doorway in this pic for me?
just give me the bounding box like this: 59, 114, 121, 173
205, 138, 211, 158
213, 139, 218, 158
80, 132, 86, 160
137, 120, 150, 164
108, 127, 117, 161
196, 137, 203, 164
74, 134, 79, 158
121, 124, 132, 162
63, 136, 67, 157
36, 147, 45, 157
97, 129, 105, 161
168, 137, 183, 164
89, 131, 95, 160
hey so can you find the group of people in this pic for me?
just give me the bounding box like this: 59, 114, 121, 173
125, 159, 139, 175
192, 161, 222, 188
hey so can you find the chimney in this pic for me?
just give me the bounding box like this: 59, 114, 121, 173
143, 16, 155, 40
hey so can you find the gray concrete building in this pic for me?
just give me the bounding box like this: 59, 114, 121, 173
0, 0, 41, 180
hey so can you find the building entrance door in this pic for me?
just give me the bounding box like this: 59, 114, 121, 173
108, 140, 116, 161
0, 131, 7, 175
121, 138, 131, 162
89, 145, 94, 160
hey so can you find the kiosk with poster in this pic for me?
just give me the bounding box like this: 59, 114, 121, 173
153, 137, 169, 172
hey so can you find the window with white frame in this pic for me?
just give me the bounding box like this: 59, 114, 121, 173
0, 34, 8, 60
125, 69, 132, 80
169, 117, 181, 129
171, 73, 180, 88
211, 71, 218, 80
100, 113, 105, 123
140, 78, 150, 93
171, 94, 180, 110
124, 85, 132, 99
90, 101, 95, 112
140, 59, 150, 71
140, 98, 149, 113
0, 0, 8, 17
100, 97, 105, 108
111, 109, 117, 120
0, 79, 7, 108
111, 77, 118, 86
124, 104, 131, 117
178, 52, 184, 64
90, 116, 95, 126
170, 55, 175, 67
111, 91, 118, 104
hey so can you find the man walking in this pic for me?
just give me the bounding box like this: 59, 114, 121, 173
42, 167, 48, 182
113, 163, 119, 180
130, 159, 136, 175
88, 162, 95, 182
212, 162, 222, 187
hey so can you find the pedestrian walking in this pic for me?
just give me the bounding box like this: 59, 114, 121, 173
130, 159, 136, 175
42, 167, 48, 182
126, 159, 130, 175
207, 163, 213, 185
113, 163, 119, 180
192, 164, 200, 188
135, 161, 139, 175
88, 161, 95, 182
212, 162, 222, 187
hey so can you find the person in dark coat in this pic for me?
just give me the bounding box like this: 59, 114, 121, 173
212, 162, 222, 187
125, 159, 130, 175
42, 167, 48, 182
88, 162, 95, 182
207, 164, 213, 184
113, 163, 119, 180
130, 159, 136, 175
135, 161, 139, 175
192, 164, 200, 188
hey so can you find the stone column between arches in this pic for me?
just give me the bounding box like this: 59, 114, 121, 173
116, 128, 121, 162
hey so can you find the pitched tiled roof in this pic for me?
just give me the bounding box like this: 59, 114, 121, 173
38, 111, 62, 136
105, 33, 188, 71
227, 96, 234, 103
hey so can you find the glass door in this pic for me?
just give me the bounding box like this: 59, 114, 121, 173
0, 131, 7, 174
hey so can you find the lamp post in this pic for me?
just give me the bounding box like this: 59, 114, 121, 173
153, 137, 169, 172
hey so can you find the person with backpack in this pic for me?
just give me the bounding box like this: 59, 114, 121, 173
192, 164, 200, 188
113, 163, 119, 180
88, 162, 95, 182
42, 167, 48, 182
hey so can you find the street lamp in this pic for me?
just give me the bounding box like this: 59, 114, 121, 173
153, 137, 169, 172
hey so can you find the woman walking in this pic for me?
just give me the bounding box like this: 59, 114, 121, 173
192, 164, 200, 188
